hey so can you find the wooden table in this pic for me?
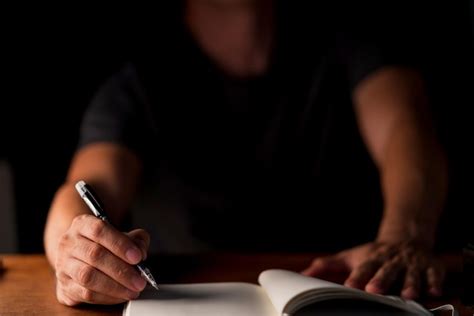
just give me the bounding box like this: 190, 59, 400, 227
0, 253, 472, 315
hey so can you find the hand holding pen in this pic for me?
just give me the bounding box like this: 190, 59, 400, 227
53, 181, 157, 306
75, 181, 158, 290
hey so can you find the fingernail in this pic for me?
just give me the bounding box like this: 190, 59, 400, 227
133, 275, 146, 291
126, 248, 142, 263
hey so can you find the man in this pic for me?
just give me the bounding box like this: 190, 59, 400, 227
44, 0, 448, 306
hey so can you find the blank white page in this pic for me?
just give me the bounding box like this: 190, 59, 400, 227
258, 269, 344, 314
123, 283, 279, 316
258, 270, 431, 316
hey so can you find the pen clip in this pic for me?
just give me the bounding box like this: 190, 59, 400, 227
75, 180, 110, 223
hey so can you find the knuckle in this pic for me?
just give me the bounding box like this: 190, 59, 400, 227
116, 265, 137, 283
56, 282, 65, 297
63, 297, 77, 306
57, 292, 76, 306
55, 256, 71, 278
71, 216, 81, 227
57, 296, 68, 306
110, 238, 124, 251
58, 234, 74, 253
115, 266, 129, 279
77, 265, 95, 286
72, 214, 88, 227
55, 270, 68, 282
80, 288, 95, 302
89, 219, 106, 239
58, 233, 70, 246
86, 244, 104, 262
56, 283, 73, 306
111, 237, 131, 255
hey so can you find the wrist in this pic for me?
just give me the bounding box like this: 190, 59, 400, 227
376, 214, 437, 249
44, 184, 90, 267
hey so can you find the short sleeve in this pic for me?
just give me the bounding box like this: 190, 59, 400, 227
78, 64, 155, 158
335, 9, 420, 91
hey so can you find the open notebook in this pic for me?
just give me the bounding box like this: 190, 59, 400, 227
123, 269, 457, 316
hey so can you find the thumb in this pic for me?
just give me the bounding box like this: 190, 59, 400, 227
125, 229, 150, 261
301, 254, 349, 276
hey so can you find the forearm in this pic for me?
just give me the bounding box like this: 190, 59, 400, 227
352, 67, 448, 248
44, 183, 89, 266
43, 143, 142, 267
377, 120, 448, 248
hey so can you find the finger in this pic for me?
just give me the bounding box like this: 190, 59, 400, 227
74, 214, 143, 264
365, 257, 403, 294
65, 257, 140, 301
57, 275, 126, 306
301, 255, 349, 276
426, 263, 445, 297
57, 285, 81, 306
71, 236, 146, 292
56, 277, 81, 306
66, 281, 129, 305
344, 260, 383, 290
401, 266, 421, 300
57, 292, 80, 306
126, 229, 150, 260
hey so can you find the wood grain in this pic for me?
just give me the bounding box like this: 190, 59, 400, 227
0, 253, 472, 315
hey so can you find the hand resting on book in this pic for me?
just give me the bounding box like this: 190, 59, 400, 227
302, 241, 444, 300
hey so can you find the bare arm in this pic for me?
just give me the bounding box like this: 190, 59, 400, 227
303, 67, 448, 299
44, 142, 142, 264
353, 67, 448, 248
44, 142, 149, 305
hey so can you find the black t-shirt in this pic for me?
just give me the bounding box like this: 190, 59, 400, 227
79, 2, 415, 251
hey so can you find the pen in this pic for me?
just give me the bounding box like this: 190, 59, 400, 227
75, 180, 159, 291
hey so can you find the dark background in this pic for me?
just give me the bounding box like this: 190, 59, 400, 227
1, 1, 473, 253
